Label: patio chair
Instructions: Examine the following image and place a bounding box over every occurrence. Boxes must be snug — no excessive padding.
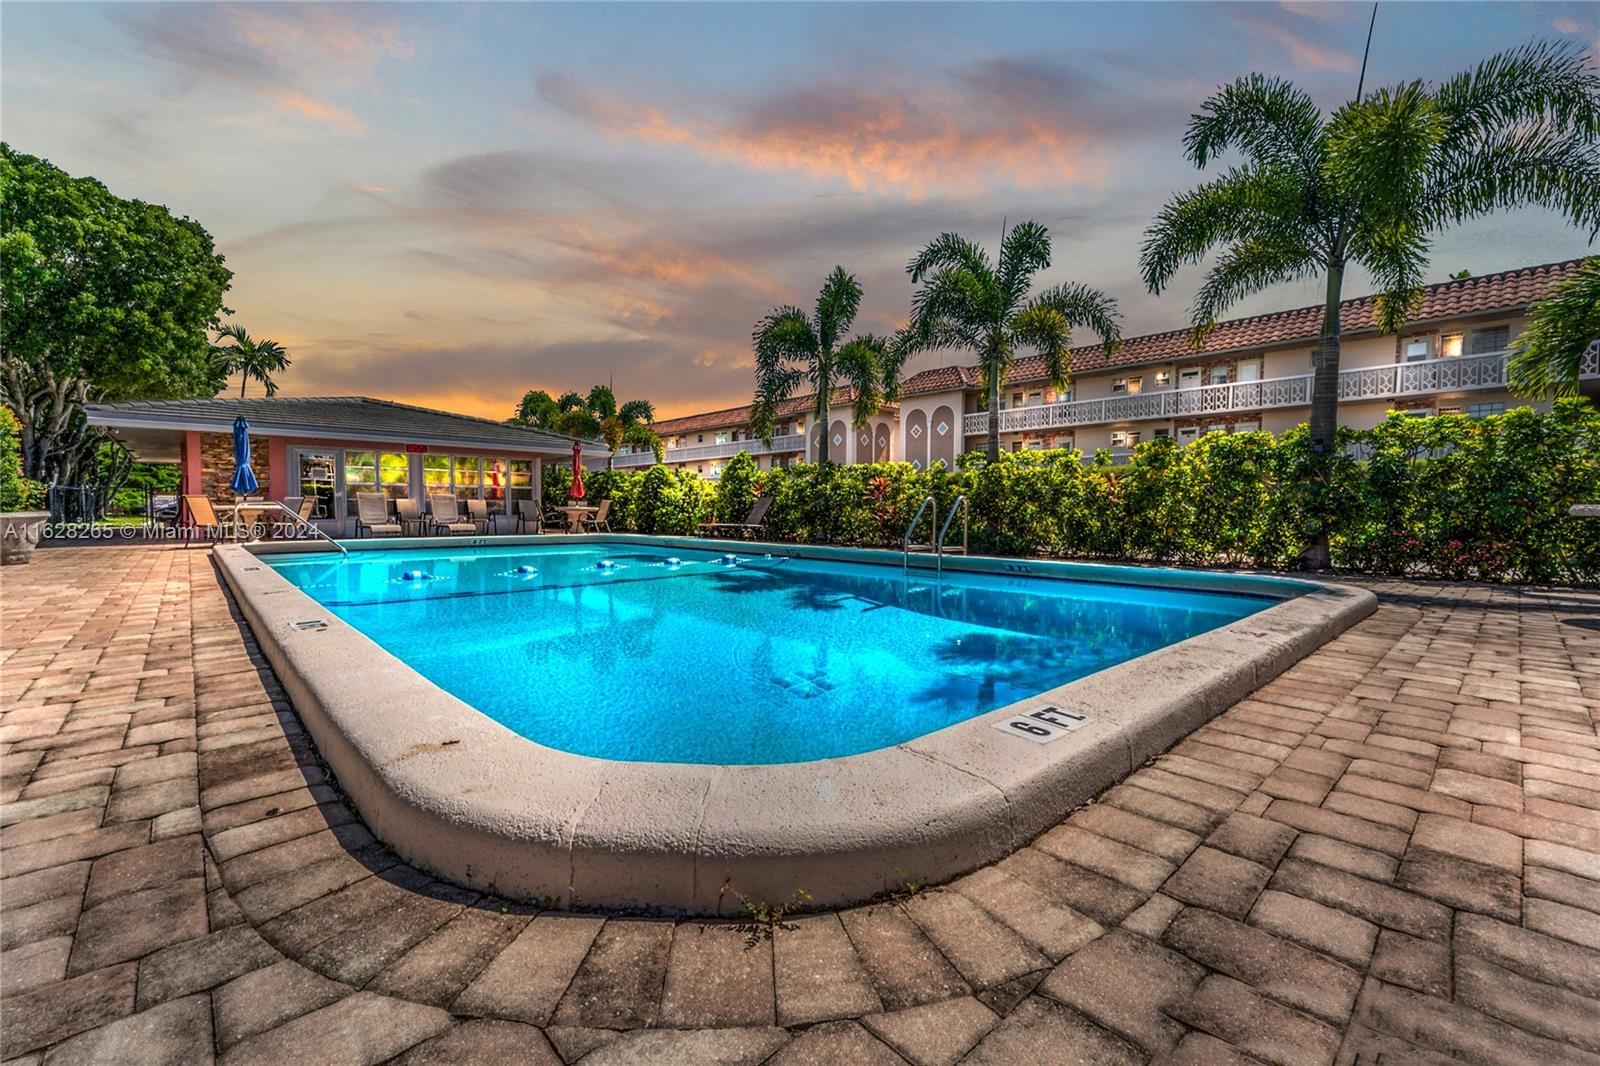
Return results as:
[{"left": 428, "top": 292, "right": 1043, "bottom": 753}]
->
[
  {"left": 395, "top": 498, "right": 426, "bottom": 536},
  {"left": 703, "top": 495, "right": 773, "bottom": 540},
  {"left": 466, "top": 498, "right": 493, "bottom": 535},
  {"left": 427, "top": 493, "right": 478, "bottom": 536},
  {"left": 545, "top": 504, "right": 572, "bottom": 533},
  {"left": 514, "top": 500, "right": 544, "bottom": 534},
  {"left": 355, "top": 492, "right": 402, "bottom": 537},
  {"left": 580, "top": 498, "right": 612, "bottom": 533},
  {"left": 182, "top": 494, "right": 235, "bottom": 545},
  {"left": 272, "top": 495, "right": 317, "bottom": 538}
]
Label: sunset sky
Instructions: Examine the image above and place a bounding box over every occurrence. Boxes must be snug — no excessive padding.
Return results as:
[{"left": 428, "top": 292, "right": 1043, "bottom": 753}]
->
[{"left": 4, "top": 2, "right": 1596, "bottom": 420}]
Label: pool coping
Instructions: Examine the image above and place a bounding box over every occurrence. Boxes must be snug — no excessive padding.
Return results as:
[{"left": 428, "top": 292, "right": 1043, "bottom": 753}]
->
[{"left": 215, "top": 535, "right": 1376, "bottom": 914}]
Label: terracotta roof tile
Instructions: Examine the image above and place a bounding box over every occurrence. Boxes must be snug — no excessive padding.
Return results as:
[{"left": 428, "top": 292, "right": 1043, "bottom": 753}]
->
[{"left": 930, "top": 258, "right": 1585, "bottom": 393}]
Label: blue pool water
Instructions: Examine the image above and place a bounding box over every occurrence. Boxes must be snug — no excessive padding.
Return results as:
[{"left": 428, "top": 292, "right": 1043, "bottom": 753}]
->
[{"left": 264, "top": 543, "right": 1276, "bottom": 764}]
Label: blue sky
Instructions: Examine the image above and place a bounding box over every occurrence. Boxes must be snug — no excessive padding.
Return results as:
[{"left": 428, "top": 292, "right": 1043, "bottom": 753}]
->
[{"left": 4, "top": 1, "right": 1596, "bottom": 418}]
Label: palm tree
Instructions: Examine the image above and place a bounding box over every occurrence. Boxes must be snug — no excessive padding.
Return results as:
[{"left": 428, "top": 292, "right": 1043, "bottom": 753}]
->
[
  {"left": 511, "top": 384, "right": 661, "bottom": 466},
  {"left": 211, "top": 325, "right": 291, "bottom": 398},
  {"left": 906, "top": 222, "right": 1122, "bottom": 463},
  {"left": 1141, "top": 42, "right": 1600, "bottom": 566},
  {"left": 1509, "top": 257, "right": 1600, "bottom": 398},
  {"left": 751, "top": 267, "right": 905, "bottom": 464}
]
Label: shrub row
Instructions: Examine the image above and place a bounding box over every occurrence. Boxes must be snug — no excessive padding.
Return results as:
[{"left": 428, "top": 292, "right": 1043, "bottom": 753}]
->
[{"left": 550, "top": 400, "right": 1600, "bottom": 584}]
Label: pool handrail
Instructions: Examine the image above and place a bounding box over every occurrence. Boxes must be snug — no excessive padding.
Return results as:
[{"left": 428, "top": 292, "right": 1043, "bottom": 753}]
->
[{"left": 903, "top": 496, "right": 937, "bottom": 571}]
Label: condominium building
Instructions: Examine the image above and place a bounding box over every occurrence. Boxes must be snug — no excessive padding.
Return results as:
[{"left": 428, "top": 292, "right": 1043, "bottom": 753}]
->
[{"left": 616, "top": 259, "right": 1597, "bottom": 478}]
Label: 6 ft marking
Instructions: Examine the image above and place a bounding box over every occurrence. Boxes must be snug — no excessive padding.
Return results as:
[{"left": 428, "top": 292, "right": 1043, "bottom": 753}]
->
[{"left": 993, "top": 706, "right": 1086, "bottom": 743}]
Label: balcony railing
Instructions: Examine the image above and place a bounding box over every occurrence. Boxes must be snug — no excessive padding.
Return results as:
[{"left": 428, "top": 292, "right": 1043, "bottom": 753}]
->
[
  {"left": 611, "top": 433, "right": 808, "bottom": 468},
  {"left": 962, "top": 348, "right": 1595, "bottom": 436}
]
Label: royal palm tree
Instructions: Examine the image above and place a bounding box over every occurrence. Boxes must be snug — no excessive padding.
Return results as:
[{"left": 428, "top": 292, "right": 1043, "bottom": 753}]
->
[
  {"left": 905, "top": 221, "right": 1122, "bottom": 463},
  {"left": 211, "top": 325, "right": 291, "bottom": 398},
  {"left": 1141, "top": 41, "right": 1600, "bottom": 566},
  {"left": 1509, "top": 257, "right": 1600, "bottom": 398},
  {"left": 751, "top": 267, "right": 905, "bottom": 464}
]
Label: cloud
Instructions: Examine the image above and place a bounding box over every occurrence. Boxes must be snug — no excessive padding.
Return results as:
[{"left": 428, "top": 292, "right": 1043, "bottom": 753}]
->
[
  {"left": 1231, "top": 6, "right": 1359, "bottom": 74},
  {"left": 536, "top": 55, "right": 1144, "bottom": 195},
  {"left": 113, "top": 4, "right": 412, "bottom": 135}
]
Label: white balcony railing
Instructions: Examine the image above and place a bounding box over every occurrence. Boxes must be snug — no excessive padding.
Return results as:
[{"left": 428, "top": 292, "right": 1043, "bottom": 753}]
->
[
  {"left": 611, "top": 433, "right": 808, "bottom": 468},
  {"left": 962, "top": 348, "right": 1595, "bottom": 437}
]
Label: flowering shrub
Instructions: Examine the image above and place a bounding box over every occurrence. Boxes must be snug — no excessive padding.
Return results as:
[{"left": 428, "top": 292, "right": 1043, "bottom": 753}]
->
[{"left": 565, "top": 401, "right": 1600, "bottom": 584}]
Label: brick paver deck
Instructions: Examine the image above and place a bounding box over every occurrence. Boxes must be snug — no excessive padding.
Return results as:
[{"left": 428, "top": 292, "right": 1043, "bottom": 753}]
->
[{"left": 3, "top": 544, "right": 1598, "bottom": 1065}]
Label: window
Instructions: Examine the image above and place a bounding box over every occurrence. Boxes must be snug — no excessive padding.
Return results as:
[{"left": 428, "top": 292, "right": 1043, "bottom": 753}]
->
[
  {"left": 483, "top": 458, "right": 508, "bottom": 507},
  {"left": 1404, "top": 338, "right": 1431, "bottom": 361},
  {"left": 1153, "top": 370, "right": 1170, "bottom": 388},
  {"left": 1238, "top": 362, "right": 1261, "bottom": 383},
  {"left": 1468, "top": 402, "right": 1505, "bottom": 418},
  {"left": 452, "top": 456, "right": 481, "bottom": 502},
  {"left": 297, "top": 451, "right": 336, "bottom": 519},
  {"left": 1110, "top": 430, "right": 1141, "bottom": 448},
  {"left": 1111, "top": 377, "right": 1136, "bottom": 394},
  {"left": 1179, "top": 368, "right": 1201, "bottom": 389},
  {"left": 508, "top": 460, "right": 535, "bottom": 511},
  {"left": 714, "top": 432, "right": 728, "bottom": 445},
  {"left": 1440, "top": 333, "right": 1464, "bottom": 358},
  {"left": 1207, "top": 365, "right": 1229, "bottom": 385},
  {"left": 1470, "top": 326, "right": 1510, "bottom": 354},
  {"left": 1177, "top": 427, "right": 1199, "bottom": 444},
  {"left": 1206, "top": 423, "right": 1225, "bottom": 435},
  {"left": 343, "top": 451, "right": 376, "bottom": 516},
  {"left": 1153, "top": 427, "right": 1170, "bottom": 439},
  {"left": 1401, "top": 408, "right": 1433, "bottom": 418},
  {"left": 1234, "top": 421, "right": 1259, "bottom": 434},
  {"left": 378, "top": 453, "right": 409, "bottom": 502},
  {"left": 709, "top": 463, "right": 724, "bottom": 479},
  {"left": 422, "top": 455, "right": 451, "bottom": 496}
]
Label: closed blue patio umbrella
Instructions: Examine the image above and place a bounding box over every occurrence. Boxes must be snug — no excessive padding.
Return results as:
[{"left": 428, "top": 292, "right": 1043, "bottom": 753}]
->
[{"left": 229, "top": 416, "right": 259, "bottom": 495}]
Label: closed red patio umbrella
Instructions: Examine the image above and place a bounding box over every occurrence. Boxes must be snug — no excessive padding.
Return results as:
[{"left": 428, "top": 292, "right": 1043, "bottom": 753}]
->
[{"left": 569, "top": 441, "right": 587, "bottom": 500}]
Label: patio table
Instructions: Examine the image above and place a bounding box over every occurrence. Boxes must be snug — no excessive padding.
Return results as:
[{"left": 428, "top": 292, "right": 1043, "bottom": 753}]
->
[
  {"left": 229, "top": 502, "right": 278, "bottom": 541},
  {"left": 558, "top": 505, "right": 597, "bottom": 533}
]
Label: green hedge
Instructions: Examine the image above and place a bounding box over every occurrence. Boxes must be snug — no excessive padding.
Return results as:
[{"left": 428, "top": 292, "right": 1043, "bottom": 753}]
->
[
  {"left": 568, "top": 401, "right": 1600, "bottom": 583},
  {"left": 0, "top": 407, "right": 47, "bottom": 512}
]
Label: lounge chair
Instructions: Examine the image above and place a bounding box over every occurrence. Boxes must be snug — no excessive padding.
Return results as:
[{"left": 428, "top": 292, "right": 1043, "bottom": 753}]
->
[
  {"left": 703, "top": 495, "right": 773, "bottom": 539},
  {"left": 355, "top": 492, "right": 402, "bottom": 537},
  {"left": 466, "top": 498, "right": 493, "bottom": 535},
  {"left": 395, "top": 498, "right": 426, "bottom": 536},
  {"left": 580, "top": 499, "right": 612, "bottom": 533},
  {"left": 182, "top": 494, "right": 236, "bottom": 545},
  {"left": 427, "top": 494, "right": 478, "bottom": 535},
  {"left": 272, "top": 495, "right": 317, "bottom": 538},
  {"left": 514, "top": 500, "right": 544, "bottom": 534}
]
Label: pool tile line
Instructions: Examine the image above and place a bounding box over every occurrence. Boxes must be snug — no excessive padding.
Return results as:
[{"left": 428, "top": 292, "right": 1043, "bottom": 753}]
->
[{"left": 2, "top": 545, "right": 1599, "bottom": 1064}]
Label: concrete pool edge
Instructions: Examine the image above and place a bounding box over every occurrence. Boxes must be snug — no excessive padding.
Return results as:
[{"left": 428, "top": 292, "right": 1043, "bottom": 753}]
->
[{"left": 214, "top": 537, "right": 1376, "bottom": 914}]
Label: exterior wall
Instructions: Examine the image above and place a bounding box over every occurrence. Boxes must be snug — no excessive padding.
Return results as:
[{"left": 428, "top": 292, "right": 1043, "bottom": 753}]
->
[
  {"left": 631, "top": 308, "right": 1586, "bottom": 477},
  {"left": 198, "top": 432, "right": 273, "bottom": 502}
]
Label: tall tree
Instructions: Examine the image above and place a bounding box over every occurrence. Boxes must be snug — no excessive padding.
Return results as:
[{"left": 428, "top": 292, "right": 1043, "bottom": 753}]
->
[
  {"left": 1141, "top": 42, "right": 1600, "bottom": 566},
  {"left": 0, "top": 144, "right": 233, "bottom": 484},
  {"left": 905, "top": 222, "right": 1122, "bottom": 463},
  {"left": 511, "top": 384, "right": 660, "bottom": 466},
  {"left": 210, "top": 324, "right": 291, "bottom": 398},
  {"left": 1508, "top": 257, "right": 1600, "bottom": 398},
  {"left": 750, "top": 266, "right": 905, "bottom": 464}
]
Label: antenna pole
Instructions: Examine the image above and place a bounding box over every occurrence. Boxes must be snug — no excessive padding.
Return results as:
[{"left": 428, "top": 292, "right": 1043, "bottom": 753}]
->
[{"left": 1355, "top": 3, "right": 1378, "bottom": 103}]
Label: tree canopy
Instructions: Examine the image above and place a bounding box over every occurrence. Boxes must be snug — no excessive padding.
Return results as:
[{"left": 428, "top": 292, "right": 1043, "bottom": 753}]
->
[
  {"left": 750, "top": 266, "right": 906, "bottom": 464},
  {"left": 1140, "top": 40, "right": 1600, "bottom": 566},
  {"left": 906, "top": 222, "right": 1121, "bottom": 463},
  {"left": 1508, "top": 257, "right": 1600, "bottom": 399},
  {"left": 0, "top": 143, "right": 233, "bottom": 483}
]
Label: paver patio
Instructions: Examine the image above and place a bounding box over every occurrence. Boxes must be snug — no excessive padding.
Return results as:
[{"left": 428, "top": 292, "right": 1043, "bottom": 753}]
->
[{"left": 3, "top": 543, "right": 1598, "bottom": 1065}]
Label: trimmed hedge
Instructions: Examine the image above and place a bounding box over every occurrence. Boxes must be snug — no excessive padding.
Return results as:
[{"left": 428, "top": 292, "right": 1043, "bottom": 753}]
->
[{"left": 565, "top": 401, "right": 1600, "bottom": 584}]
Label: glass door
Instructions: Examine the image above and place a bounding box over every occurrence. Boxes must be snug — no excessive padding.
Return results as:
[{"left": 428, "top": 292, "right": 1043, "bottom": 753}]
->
[{"left": 294, "top": 451, "right": 338, "bottom": 520}]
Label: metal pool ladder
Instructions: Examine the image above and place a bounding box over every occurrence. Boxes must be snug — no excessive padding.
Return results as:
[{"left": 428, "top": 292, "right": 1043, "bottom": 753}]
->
[
  {"left": 903, "top": 496, "right": 937, "bottom": 571},
  {"left": 935, "top": 495, "right": 969, "bottom": 577},
  {"left": 249, "top": 501, "right": 349, "bottom": 559}
]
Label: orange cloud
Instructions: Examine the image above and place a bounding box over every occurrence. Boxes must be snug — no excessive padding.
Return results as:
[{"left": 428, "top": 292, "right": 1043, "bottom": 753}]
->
[
  {"left": 541, "top": 75, "right": 1104, "bottom": 195},
  {"left": 1243, "top": 15, "right": 1358, "bottom": 73},
  {"left": 272, "top": 91, "right": 364, "bottom": 135}
]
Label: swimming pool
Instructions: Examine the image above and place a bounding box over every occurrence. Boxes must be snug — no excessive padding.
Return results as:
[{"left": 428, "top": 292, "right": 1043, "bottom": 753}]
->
[{"left": 264, "top": 541, "right": 1275, "bottom": 764}]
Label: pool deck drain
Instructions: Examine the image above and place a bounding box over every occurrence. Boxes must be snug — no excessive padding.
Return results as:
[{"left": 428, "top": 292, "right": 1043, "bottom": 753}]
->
[{"left": 2, "top": 544, "right": 1598, "bottom": 1064}]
